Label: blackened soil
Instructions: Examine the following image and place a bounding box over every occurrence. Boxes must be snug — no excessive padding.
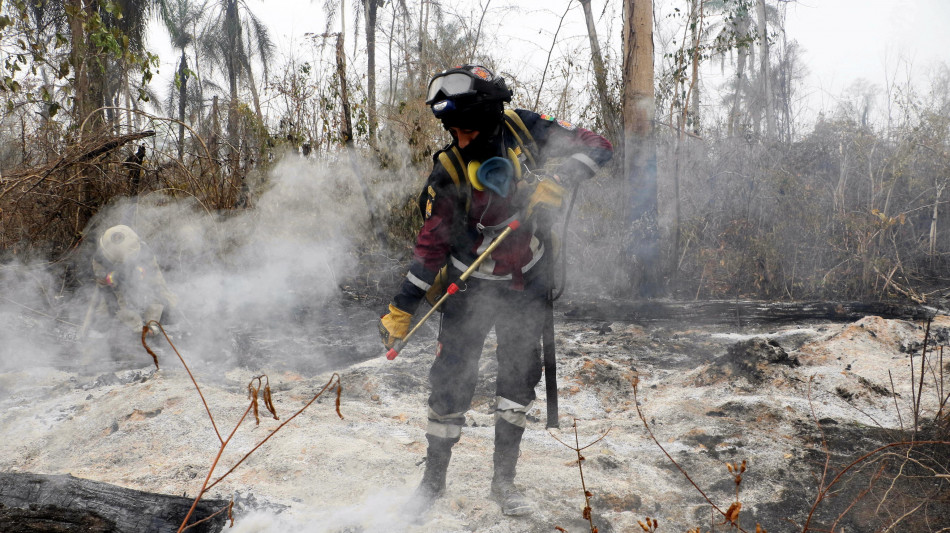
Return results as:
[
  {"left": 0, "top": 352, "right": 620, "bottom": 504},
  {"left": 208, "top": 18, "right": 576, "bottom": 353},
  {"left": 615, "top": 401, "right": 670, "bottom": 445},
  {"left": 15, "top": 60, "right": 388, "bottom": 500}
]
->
[{"left": 0, "top": 503, "right": 117, "bottom": 533}]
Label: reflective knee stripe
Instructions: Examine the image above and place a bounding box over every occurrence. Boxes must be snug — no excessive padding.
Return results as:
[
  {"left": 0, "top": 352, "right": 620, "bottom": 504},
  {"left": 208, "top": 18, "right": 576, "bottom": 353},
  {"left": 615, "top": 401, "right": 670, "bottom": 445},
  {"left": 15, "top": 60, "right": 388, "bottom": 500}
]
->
[
  {"left": 427, "top": 407, "right": 465, "bottom": 439},
  {"left": 427, "top": 420, "right": 462, "bottom": 439},
  {"left": 495, "top": 396, "right": 532, "bottom": 428}
]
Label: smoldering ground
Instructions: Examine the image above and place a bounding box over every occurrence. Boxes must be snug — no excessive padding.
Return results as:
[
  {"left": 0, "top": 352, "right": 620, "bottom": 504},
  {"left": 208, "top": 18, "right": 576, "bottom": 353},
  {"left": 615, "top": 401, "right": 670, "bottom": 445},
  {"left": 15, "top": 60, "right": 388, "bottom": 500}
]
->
[
  {"left": 3, "top": 150, "right": 949, "bottom": 532},
  {"left": 5, "top": 300, "right": 949, "bottom": 532},
  {"left": 0, "top": 150, "right": 408, "bottom": 374}
]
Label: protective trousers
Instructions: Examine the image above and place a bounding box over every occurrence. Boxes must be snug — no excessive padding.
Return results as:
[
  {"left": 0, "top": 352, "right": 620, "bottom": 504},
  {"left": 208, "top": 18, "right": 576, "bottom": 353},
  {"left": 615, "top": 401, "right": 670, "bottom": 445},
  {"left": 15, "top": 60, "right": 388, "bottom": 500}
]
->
[{"left": 425, "top": 268, "right": 547, "bottom": 443}]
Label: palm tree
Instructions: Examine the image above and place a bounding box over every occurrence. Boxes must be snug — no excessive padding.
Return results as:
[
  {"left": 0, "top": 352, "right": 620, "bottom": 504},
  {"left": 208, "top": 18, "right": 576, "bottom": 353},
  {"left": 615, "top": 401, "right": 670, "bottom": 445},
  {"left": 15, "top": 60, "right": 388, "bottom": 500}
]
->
[
  {"left": 200, "top": 0, "right": 274, "bottom": 201},
  {"left": 201, "top": 0, "right": 273, "bottom": 123},
  {"left": 707, "top": 0, "right": 781, "bottom": 138},
  {"left": 157, "top": 0, "right": 207, "bottom": 158},
  {"left": 363, "top": 0, "right": 381, "bottom": 147}
]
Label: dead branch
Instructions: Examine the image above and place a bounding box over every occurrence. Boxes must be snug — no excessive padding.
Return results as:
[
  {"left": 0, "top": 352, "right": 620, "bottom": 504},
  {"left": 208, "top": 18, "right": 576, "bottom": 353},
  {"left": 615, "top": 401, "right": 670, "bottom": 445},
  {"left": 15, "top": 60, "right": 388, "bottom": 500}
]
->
[
  {"left": 140, "top": 322, "right": 345, "bottom": 533},
  {"left": 800, "top": 440, "right": 950, "bottom": 531},
  {"left": 631, "top": 375, "right": 750, "bottom": 533},
  {"left": 549, "top": 418, "right": 610, "bottom": 533},
  {"left": 1, "top": 130, "right": 156, "bottom": 200},
  {"left": 143, "top": 320, "right": 223, "bottom": 442}
]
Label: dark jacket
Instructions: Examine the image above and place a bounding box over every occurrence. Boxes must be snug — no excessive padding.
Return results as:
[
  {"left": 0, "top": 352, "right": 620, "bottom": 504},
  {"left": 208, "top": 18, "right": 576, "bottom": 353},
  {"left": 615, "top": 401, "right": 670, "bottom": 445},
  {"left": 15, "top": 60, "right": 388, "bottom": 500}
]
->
[{"left": 393, "top": 109, "right": 613, "bottom": 314}]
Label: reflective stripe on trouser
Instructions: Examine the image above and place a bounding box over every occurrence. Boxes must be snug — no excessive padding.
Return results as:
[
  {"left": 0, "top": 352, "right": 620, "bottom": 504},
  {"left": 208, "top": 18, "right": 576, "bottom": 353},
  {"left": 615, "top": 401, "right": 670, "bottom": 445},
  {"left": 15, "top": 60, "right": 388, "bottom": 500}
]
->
[
  {"left": 426, "top": 268, "right": 548, "bottom": 439},
  {"left": 426, "top": 407, "right": 465, "bottom": 440},
  {"left": 495, "top": 396, "right": 532, "bottom": 429}
]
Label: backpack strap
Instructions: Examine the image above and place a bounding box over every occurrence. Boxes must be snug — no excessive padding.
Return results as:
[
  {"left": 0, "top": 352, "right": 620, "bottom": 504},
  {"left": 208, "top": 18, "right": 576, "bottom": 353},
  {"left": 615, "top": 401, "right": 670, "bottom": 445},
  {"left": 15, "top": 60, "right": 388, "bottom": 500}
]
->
[
  {"left": 435, "top": 114, "right": 537, "bottom": 214},
  {"left": 437, "top": 146, "right": 471, "bottom": 212},
  {"left": 503, "top": 109, "right": 538, "bottom": 168}
]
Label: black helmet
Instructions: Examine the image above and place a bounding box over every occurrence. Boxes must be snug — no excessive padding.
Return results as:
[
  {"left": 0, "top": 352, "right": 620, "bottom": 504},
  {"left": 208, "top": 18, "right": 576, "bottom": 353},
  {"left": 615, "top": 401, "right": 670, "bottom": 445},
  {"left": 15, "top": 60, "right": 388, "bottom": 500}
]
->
[{"left": 426, "top": 65, "right": 513, "bottom": 131}]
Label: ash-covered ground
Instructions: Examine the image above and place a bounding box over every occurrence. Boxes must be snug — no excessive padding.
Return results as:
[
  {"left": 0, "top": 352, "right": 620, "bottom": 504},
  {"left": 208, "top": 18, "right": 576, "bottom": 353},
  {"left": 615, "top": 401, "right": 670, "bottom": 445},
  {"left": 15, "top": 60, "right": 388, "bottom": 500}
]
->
[
  {"left": 2, "top": 157, "right": 947, "bottom": 532},
  {"left": 2, "top": 292, "right": 948, "bottom": 533}
]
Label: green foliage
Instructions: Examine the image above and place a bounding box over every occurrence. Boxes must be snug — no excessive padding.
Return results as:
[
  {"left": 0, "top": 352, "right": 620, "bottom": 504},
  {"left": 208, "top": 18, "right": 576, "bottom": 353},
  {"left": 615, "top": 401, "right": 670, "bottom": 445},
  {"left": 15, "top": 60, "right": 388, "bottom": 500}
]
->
[{"left": 0, "top": 0, "right": 157, "bottom": 126}]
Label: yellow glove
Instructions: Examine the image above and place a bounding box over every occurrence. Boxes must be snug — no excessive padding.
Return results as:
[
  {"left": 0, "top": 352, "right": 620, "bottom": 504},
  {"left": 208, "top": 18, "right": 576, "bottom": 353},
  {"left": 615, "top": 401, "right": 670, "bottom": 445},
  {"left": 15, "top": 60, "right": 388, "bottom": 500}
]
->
[
  {"left": 526, "top": 178, "right": 566, "bottom": 218},
  {"left": 378, "top": 304, "right": 411, "bottom": 349}
]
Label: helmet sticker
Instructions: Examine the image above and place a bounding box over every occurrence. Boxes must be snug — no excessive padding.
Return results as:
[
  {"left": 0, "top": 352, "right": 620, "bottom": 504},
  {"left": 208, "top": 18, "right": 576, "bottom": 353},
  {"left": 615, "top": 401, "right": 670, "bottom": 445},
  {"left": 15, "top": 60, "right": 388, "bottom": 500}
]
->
[
  {"left": 433, "top": 100, "right": 450, "bottom": 112},
  {"left": 470, "top": 66, "right": 492, "bottom": 80},
  {"left": 540, "top": 114, "right": 555, "bottom": 121}
]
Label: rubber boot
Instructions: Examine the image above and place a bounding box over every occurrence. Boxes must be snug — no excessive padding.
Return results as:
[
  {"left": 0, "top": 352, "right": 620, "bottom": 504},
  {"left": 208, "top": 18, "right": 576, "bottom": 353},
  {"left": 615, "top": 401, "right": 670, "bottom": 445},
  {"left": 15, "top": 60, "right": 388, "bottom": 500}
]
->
[
  {"left": 404, "top": 434, "right": 457, "bottom": 519},
  {"left": 490, "top": 419, "right": 532, "bottom": 516}
]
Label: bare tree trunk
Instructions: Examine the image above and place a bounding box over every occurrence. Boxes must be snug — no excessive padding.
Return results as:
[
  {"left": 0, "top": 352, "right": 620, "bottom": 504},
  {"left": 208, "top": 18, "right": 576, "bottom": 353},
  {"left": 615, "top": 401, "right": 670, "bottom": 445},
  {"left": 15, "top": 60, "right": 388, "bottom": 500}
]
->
[
  {"left": 177, "top": 51, "right": 188, "bottom": 160},
  {"left": 622, "top": 0, "right": 659, "bottom": 297},
  {"left": 835, "top": 143, "right": 849, "bottom": 216},
  {"left": 757, "top": 0, "right": 774, "bottom": 140},
  {"left": 247, "top": 67, "right": 263, "bottom": 124},
  {"left": 210, "top": 95, "right": 223, "bottom": 203},
  {"left": 336, "top": 33, "right": 354, "bottom": 145},
  {"left": 123, "top": 71, "right": 135, "bottom": 130},
  {"left": 727, "top": 9, "right": 751, "bottom": 137},
  {"left": 224, "top": 0, "right": 245, "bottom": 206},
  {"left": 688, "top": 0, "right": 703, "bottom": 133},
  {"left": 365, "top": 0, "right": 379, "bottom": 147},
  {"left": 67, "top": 0, "right": 92, "bottom": 129},
  {"left": 729, "top": 51, "right": 747, "bottom": 137},
  {"left": 579, "top": 0, "right": 619, "bottom": 145},
  {"left": 66, "top": 0, "right": 105, "bottom": 234},
  {"left": 930, "top": 182, "right": 945, "bottom": 261},
  {"left": 386, "top": 1, "right": 396, "bottom": 108}
]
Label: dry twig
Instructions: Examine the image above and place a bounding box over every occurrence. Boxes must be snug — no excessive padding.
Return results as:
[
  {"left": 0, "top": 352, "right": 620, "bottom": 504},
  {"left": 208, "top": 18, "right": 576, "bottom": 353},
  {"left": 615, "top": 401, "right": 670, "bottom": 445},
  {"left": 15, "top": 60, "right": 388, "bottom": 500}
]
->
[
  {"left": 139, "top": 320, "right": 343, "bottom": 532},
  {"left": 549, "top": 418, "right": 611, "bottom": 533}
]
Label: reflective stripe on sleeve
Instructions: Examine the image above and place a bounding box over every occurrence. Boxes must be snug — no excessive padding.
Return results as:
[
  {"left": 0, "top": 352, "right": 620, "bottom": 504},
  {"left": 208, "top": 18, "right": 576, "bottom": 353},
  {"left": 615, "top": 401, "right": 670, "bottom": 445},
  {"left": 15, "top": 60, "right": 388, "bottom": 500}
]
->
[
  {"left": 570, "top": 152, "right": 599, "bottom": 174},
  {"left": 406, "top": 271, "right": 432, "bottom": 291}
]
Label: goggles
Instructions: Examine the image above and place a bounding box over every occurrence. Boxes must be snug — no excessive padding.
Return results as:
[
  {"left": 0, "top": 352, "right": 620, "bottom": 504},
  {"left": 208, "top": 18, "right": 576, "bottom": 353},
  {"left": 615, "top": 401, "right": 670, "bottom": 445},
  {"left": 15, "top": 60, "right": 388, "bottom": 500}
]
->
[{"left": 426, "top": 71, "right": 480, "bottom": 105}]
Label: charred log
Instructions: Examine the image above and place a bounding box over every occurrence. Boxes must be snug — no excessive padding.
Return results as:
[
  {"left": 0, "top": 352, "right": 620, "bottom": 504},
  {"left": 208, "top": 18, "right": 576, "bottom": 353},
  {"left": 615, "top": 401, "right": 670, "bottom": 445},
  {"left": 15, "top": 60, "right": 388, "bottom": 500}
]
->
[
  {"left": 562, "top": 299, "right": 939, "bottom": 325},
  {"left": 0, "top": 473, "right": 227, "bottom": 533}
]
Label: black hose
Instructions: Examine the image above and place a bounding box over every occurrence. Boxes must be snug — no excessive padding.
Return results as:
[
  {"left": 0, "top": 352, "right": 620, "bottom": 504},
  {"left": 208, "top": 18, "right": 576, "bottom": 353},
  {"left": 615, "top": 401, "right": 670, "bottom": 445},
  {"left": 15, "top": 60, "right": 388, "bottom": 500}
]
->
[{"left": 551, "top": 182, "right": 580, "bottom": 302}]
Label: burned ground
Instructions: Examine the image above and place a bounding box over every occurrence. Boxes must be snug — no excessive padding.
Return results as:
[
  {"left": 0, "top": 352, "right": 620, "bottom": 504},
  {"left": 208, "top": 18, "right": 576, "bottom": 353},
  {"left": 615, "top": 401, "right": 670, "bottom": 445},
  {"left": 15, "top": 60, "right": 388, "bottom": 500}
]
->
[{"left": 1, "top": 294, "right": 949, "bottom": 532}]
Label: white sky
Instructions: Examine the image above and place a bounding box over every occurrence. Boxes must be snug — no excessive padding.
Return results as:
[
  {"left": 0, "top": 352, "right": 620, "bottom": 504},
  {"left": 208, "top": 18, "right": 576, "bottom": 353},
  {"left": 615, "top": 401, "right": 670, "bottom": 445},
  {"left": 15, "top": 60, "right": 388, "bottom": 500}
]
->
[
  {"left": 146, "top": 0, "right": 950, "bottom": 121},
  {"left": 784, "top": 0, "right": 950, "bottom": 112}
]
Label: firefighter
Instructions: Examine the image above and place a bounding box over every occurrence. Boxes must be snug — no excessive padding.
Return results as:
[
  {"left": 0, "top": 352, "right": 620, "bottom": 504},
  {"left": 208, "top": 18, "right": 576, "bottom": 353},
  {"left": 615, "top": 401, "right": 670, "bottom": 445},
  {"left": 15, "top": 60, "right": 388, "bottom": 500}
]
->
[
  {"left": 91, "top": 225, "right": 178, "bottom": 341},
  {"left": 378, "top": 64, "right": 613, "bottom": 518}
]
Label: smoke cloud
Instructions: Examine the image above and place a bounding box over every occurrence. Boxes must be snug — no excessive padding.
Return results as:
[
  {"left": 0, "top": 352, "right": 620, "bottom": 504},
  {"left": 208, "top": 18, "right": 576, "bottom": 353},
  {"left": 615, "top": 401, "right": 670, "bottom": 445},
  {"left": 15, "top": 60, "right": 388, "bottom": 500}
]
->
[{"left": 0, "top": 151, "right": 400, "bottom": 375}]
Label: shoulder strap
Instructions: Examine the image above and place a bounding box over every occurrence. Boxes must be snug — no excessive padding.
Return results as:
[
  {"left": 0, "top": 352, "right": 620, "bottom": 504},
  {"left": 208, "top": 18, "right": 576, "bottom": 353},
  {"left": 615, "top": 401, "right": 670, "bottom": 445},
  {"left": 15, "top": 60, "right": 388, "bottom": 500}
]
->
[
  {"left": 436, "top": 146, "right": 471, "bottom": 212},
  {"left": 503, "top": 110, "right": 538, "bottom": 168}
]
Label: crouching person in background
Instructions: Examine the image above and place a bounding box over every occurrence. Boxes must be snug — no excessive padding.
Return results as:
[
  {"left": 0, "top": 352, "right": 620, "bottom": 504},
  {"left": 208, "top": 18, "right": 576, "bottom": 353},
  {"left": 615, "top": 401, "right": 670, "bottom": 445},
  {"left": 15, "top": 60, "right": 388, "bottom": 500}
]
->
[{"left": 90, "top": 224, "right": 178, "bottom": 352}]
